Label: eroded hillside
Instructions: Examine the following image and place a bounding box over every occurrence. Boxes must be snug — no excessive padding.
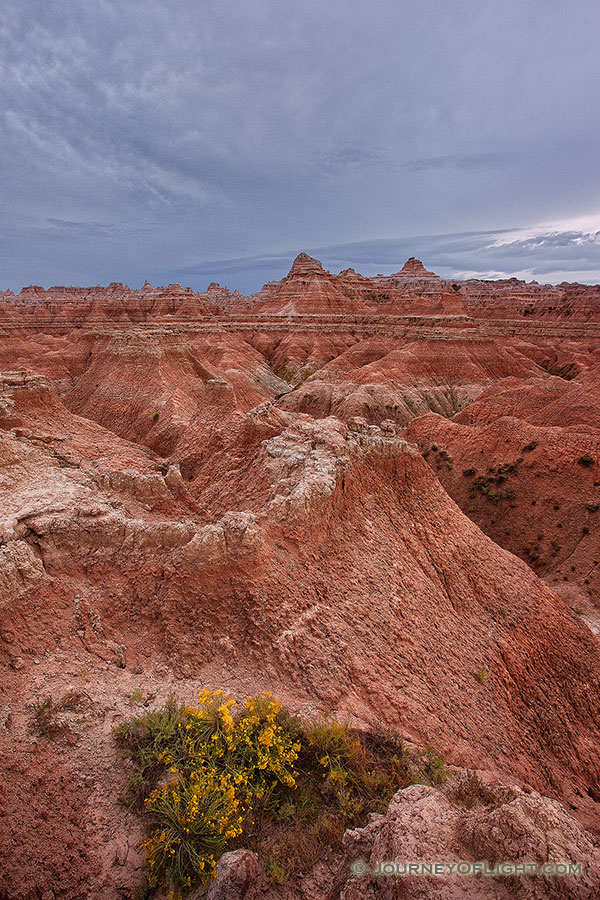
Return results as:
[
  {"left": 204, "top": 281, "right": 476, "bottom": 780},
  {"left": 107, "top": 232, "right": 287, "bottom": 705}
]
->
[{"left": 1, "top": 256, "right": 600, "bottom": 899}]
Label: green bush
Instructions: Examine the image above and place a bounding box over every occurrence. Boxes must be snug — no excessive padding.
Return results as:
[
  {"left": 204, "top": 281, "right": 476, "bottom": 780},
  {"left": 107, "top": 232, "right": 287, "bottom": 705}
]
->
[
  {"left": 468, "top": 460, "right": 520, "bottom": 504},
  {"left": 142, "top": 770, "right": 243, "bottom": 893}
]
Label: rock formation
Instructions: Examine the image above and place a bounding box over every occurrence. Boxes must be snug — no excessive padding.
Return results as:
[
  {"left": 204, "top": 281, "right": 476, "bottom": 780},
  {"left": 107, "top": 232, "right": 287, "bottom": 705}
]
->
[{"left": 1, "top": 255, "right": 600, "bottom": 898}]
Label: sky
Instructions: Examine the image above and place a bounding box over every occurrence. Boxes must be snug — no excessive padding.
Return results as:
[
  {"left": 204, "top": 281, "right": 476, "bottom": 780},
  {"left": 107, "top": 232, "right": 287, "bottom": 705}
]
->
[{"left": 1, "top": 0, "right": 599, "bottom": 293}]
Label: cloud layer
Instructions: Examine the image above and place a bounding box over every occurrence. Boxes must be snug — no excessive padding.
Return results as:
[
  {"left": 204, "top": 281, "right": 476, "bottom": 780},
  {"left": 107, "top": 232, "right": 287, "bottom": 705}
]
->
[
  {"left": 175, "top": 217, "right": 600, "bottom": 294},
  {"left": 1, "top": 1, "right": 599, "bottom": 291}
]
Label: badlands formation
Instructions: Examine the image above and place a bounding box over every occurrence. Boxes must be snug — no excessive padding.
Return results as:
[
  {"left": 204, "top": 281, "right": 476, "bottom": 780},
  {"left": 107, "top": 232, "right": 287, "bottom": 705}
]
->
[{"left": 1, "top": 254, "right": 600, "bottom": 898}]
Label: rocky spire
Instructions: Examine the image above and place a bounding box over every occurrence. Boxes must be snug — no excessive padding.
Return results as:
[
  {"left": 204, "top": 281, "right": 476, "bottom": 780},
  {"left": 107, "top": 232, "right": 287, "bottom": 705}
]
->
[
  {"left": 398, "top": 257, "right": 437, "bottom": 276},
  {"left": 286, "top": 253, "right": 328, "bottom": 278}
]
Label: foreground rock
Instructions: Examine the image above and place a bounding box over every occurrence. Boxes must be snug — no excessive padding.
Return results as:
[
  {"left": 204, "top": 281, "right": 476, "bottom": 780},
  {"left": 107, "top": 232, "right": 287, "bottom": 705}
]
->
[
  {"left": 336, "top": 778, "right": 600, "bottom": 900},
  {"left": 205, "top": 850, "right": 259, "bottom": 900}
]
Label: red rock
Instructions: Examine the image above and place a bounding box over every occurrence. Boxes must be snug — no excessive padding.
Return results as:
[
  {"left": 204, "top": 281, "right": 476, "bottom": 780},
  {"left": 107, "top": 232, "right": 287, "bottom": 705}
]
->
[
  {"left": 1, "top": 256, "right": 600, "bottom": 898},
  {"left": 393, "top": 256, "right": 439, "bottom": 277}
]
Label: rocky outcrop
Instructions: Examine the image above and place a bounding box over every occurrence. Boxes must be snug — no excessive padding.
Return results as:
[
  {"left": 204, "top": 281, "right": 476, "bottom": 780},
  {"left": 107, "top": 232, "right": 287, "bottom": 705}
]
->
[
  {"left": 337, "top": 779, "right": 600, "bottom": 900},
  {"left": 249, "top": 253, "right": 367, "bottom": 315}
]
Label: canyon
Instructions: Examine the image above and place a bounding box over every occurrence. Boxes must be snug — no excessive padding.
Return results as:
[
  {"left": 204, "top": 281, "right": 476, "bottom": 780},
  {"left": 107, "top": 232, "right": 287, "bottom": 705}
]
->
[{"left": 1, "top": 254, "right": 600, "bottom": 899}]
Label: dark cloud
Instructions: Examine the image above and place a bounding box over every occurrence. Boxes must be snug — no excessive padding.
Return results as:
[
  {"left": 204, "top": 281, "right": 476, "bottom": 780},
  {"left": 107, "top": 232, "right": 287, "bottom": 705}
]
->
[{"left": 1, "top": 0, "right": 599, "bottom": 291}]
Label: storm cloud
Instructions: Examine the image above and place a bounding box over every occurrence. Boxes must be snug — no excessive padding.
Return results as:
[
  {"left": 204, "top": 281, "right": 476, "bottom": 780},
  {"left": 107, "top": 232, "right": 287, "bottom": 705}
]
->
[{"left": 1, "top": 0, "right": 599, "bottom": 292}]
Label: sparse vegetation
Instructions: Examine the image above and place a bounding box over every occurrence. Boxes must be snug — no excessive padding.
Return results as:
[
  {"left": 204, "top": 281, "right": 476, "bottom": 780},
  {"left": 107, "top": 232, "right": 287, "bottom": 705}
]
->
[
  {"left": 522, "top": 440, "right": 538, "bottom": 453},
  {"left": 467, "top": 461, "right": 520, "bottom": 504},
  {"left": 29, "top": 691, "right": 88, "bottom": 739},
  {"left": 475, "top": 668, "right": 488, "bottom": 684},
  {"left": 524, "top": 545, "right": 541, "bottom": 563},
  {"left": 115, "top": 691, "right": 446, "bottom": 898},
  {"left": 428, "top": 445, "right": 452, "bottom": 470},
  {"left": 151, "top": 409, "right": 159, "bottom": 421},
  {"left": 447, "top": 770, "right": 498, "bottom": 809}
]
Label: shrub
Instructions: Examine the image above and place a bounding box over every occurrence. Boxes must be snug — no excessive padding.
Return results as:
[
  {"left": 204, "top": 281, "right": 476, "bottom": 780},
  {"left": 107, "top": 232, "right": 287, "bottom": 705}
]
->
[
  {"left": 522, "top": 440, "right": 538, "bottom": 453},
  {"left": 579, "top": 454, "right": 594, "bottom": 468},
  {"left": 462, "top": 467, "right": 476, "bottom": 477},
  {"left": 114, "top": 696, "right": 185, "bottom": 808},
  {"left": 142, "top": 770, "right": 243, "bottom": 893},
  {"left": 468, "top": 460, "right": 520, "bottom": 504},
  {"left": 303, "top": 718, "right": 362, "bottom": 777},
  {"left": 151, "top": 410, "right": 159, "bottom": 421},
  {"left": 475, "top": 668, "right": 488, "bottom": 684},
  {"left": 116, "top": 692, "right": 445, "bottom": 897},
  {"left": 122, "top": 691, "right": 300, "bottom": 896}
]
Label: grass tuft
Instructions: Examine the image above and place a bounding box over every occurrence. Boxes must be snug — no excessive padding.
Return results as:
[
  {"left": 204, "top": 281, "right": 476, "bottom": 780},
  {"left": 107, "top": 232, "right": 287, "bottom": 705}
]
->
[{"left": 29, "top": 691, "right": 89, "bottom": 740}]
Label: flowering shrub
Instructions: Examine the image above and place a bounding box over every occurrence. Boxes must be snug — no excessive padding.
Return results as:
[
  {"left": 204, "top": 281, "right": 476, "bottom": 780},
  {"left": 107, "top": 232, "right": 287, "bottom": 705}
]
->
[
  {"left": 123, "top": 691, "right": 300, "bottom": 897},
  {"left": 303, "top": 718, "right": 362, "bottom": 784},
  {"left": 116, "top": 691, "right": 444, "bottom": 897},
  {"left": 142, "top": 769, "right": 243, "bottom": 894},
  {"left": 175, "top": 690, "right": 300, "bottom": 799}
]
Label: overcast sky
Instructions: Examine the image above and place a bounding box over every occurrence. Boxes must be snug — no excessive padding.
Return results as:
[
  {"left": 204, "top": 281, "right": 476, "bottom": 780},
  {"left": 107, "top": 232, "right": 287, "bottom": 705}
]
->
[{"left": 1, "top": 0, "right": 599, "bottom": 293}]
